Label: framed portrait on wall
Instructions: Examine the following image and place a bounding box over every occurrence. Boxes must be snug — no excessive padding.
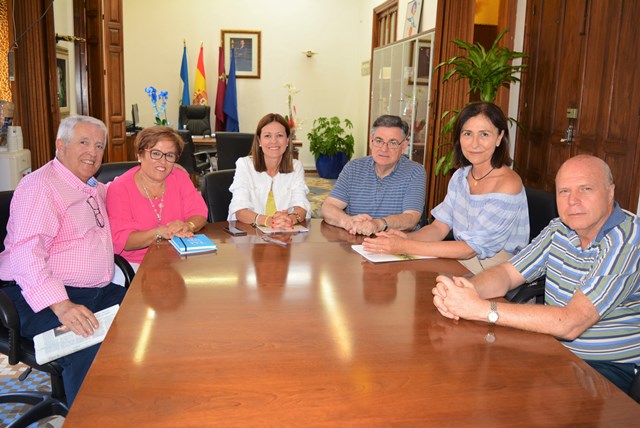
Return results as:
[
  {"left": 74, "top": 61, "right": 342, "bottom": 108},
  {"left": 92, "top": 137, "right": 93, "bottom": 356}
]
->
[
  {"left": 221, "top": 30, "right": 261, "bottom": 78},
  {"left": 56, "top": 46, "right": 70, "bottom": 116}
]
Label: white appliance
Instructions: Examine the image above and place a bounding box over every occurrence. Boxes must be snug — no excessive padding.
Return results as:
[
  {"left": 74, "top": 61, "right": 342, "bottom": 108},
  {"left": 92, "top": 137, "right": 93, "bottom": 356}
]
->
[{"left": 0, "top": 149, "right": 31, "bottom": 191}]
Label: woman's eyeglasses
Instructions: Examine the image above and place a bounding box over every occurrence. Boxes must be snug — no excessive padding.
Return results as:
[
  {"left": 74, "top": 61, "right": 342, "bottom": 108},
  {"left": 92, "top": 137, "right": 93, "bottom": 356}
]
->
[
  {"left": 86, "top": 196, "right": 105, "bottom": 228},
  {"left": 146, "top": 149, "right": 178, "bottom": 163}
]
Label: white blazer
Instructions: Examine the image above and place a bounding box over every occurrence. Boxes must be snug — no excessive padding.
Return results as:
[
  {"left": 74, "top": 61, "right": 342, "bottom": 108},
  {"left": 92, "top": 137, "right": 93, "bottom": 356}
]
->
[{"left": 227, "top": 156, "right": 311, "bottom": 221}]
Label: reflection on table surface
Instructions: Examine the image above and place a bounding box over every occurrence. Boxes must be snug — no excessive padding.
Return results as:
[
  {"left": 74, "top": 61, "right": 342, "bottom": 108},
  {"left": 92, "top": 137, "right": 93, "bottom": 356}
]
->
[{"left": 64, "top": 220, "right": 640, "bottom": 426}]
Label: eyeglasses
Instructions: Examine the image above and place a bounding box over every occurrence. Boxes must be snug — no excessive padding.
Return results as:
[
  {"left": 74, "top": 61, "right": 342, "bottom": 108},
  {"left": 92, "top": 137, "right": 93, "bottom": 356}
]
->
[
  {"left": 372, "top": 137, "right": 404, "bottom": 149},
  {"left": 86, "top": 196, "right": 105, "bottom": 228},
  {"left": 146, "top": 149, "right": 178, "bottom": 163}
]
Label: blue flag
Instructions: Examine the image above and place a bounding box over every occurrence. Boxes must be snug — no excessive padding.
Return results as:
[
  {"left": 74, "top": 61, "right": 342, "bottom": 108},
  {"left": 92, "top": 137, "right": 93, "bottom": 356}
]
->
[
  {"left": 223, "top": 48, "right": 239, "bottom": 132},
  {"left": 180, "top": 45, "right": 190, "bottom": 106}
]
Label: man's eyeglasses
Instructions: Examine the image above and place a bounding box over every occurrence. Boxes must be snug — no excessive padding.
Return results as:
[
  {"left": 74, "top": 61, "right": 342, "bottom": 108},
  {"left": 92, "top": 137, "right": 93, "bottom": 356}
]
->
[
  {"left": 86, "top": 196, "right": 105, "bottom": 228},
  {"left": 372, "top": 137, "right": 403, "bottom": 149},
  {"left": 146, "top": 149, "right": 178, "bottom": 163}
]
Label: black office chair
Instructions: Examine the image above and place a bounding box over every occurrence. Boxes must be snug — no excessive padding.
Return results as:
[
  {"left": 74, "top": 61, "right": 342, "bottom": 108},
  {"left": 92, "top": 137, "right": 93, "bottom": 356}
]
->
[
  {"left": 505, "top": 187, "right": 558, "bottom": 304},
  {"left": 630, "top": 371, "right": 640, "bottom": 403},
  {"left": 201, "top": 169, "right": 236, "bottom": 222},
  {"left": 94, "top": 161, "right": 139, "bottom": 184},
  {"left": 176, "top": 130, "right": 214, "bottom": 177},
  {"left": 178, "top": 105, "right": 212, "bottom": 136},
  {"left": 215, "top": 132, "right": 254, "bottom": 171},
  {"left": 0, "top": 190, "right": 134, "bottom": 427}
]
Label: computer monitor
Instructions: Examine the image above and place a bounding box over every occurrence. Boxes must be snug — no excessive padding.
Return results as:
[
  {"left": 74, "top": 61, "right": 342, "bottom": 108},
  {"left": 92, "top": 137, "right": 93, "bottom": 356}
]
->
[{"left": 131, "top": 103, "right": 140, "bottom": 128}]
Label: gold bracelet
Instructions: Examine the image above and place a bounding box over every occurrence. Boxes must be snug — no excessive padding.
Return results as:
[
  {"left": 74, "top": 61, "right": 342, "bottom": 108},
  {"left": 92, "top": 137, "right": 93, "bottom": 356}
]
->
[{"left": 187, "top": 221, "right": 197, "bottom": 232}]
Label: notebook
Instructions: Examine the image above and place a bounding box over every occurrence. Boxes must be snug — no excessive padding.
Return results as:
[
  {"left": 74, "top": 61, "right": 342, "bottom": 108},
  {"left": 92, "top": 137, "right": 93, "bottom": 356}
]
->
[{"left": 169, "top": 234, "right": 218, "bottom": 255}]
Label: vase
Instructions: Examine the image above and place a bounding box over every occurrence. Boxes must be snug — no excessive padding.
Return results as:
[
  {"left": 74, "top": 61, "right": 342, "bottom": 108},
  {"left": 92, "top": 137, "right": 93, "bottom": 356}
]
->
[{"left": 315, "top": 152, "right": 349, "bottom": 179}]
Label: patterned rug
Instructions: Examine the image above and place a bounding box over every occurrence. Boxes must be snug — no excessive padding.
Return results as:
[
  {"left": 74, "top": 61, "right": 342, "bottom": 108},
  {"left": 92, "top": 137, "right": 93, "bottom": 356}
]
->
[
  {"left": 0, "top": 355, "right": 63, "bottom": 427},
  {"left": 305, "top": 174, "right": 335, "bottom": 218}
]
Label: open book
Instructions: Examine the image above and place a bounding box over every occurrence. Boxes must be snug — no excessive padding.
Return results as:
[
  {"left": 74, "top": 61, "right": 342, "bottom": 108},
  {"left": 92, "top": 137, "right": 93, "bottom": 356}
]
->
[
  {"left": 169, "top": 234, "right": 217, "bottom": 255},
  {"left": 257, "top": 224, "right": 309, "bottom": 234},
  {"left": 34, "top": 304, "right": 120, "bottom": 365},
  {"left": 351, "top": 244, "right": 434, "bottom": 263}
]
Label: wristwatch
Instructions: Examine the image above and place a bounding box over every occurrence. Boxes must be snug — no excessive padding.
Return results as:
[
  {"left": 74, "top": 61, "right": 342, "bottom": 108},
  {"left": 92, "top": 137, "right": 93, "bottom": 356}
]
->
[
  {"left": 487, "top": 301, "right": 499, "bottom": 325},
  {"left": 380, "top": 218, "right": 389, "bottom": 232}
]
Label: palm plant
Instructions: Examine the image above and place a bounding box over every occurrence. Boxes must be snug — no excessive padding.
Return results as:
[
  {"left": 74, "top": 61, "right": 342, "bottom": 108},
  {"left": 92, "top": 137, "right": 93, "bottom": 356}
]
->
[{"left": 435, "top": 29, "right": 527, "bottom": 175}]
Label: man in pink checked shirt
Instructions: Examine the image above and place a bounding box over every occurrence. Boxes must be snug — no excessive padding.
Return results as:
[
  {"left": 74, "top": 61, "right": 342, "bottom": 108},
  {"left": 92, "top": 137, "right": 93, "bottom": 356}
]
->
[{"left": 0, "top": 115, "right": 127, "bottom": 407}]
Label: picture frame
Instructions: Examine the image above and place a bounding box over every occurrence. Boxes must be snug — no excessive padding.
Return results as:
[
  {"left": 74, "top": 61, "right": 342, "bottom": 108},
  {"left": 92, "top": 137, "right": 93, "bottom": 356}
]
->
[
  {"left": 403, "top": 0, "right": 423, "bottom": 38},
  {"left": 409, "top": 40, "right": 431, "bottom": 86},
  {"left": 55, "top": 46, "right": 70, "bottom": 116},
  {"left": 221, "top": 30, "right": 261, "bottom": 79}
]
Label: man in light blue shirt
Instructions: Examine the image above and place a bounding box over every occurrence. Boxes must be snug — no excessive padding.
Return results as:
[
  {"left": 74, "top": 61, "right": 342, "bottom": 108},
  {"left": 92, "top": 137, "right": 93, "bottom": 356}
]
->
[
  {"left": 433, "top": 155, "right": 640, "bottom": 396},
  {"left": 321, "top": 115, "right": 426, "bottom": 236}
]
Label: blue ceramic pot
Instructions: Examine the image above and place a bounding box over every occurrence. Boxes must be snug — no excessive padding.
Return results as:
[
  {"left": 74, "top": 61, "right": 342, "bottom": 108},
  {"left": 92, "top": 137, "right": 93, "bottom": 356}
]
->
[{"left": 315, "top": 152, "right": 349, "bottom": 179}]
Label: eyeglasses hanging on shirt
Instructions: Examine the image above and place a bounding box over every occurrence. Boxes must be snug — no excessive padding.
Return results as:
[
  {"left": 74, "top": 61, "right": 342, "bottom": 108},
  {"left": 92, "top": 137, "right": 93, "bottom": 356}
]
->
[{"left": 86, "top": 196, "right": 105, "bottom": 228}]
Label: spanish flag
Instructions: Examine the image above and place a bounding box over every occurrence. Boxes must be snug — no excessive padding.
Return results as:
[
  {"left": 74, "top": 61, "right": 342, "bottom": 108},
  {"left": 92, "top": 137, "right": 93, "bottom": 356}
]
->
[{"left": 192, "top": 44, "right": 208, "bottom": 105}]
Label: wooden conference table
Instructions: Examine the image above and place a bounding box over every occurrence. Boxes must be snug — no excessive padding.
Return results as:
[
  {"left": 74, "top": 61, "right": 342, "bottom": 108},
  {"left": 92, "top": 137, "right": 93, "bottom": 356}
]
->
[{"left": 65, "top": 220, "right": 640, "bottom": 426}]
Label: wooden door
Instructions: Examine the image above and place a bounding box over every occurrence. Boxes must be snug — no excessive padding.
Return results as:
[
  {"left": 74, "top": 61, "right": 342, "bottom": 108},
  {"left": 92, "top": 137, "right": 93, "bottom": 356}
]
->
[
  {"left": 103, "top": 0, "right": 126, "bottom": 162},
  {"left": 515, "top": 0, "right": 640, "bottom": 211}
]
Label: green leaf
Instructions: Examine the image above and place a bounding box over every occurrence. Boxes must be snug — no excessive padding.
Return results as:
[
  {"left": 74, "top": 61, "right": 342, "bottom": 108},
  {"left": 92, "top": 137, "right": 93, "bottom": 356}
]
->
[
  {"left": 434, "top": 28, "right": 527, "bottom": 176},
  {"left": 307, "top": 116, "right": 355, "bottom": 159}
]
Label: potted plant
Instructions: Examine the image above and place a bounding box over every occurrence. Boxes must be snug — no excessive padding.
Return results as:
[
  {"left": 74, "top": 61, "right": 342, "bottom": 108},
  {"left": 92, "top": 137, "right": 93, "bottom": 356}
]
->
[
  {"left": 435, "top": 29, "right": 527, "bottom": 175},
  {"left": 307, "top": 116, "right": 355, "bottom": 179}
]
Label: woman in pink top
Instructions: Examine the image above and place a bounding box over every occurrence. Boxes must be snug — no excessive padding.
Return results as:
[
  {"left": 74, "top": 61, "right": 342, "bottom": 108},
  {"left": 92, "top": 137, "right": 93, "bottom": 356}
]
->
[{"left": 106, "top": 126, "right": 208, "bottom": 267}]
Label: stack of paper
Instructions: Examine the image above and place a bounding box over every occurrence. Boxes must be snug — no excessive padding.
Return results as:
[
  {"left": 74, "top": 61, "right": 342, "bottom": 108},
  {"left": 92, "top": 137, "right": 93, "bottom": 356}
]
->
[{"left": 351, "top": 244, "right": 434, "bottom": 263}]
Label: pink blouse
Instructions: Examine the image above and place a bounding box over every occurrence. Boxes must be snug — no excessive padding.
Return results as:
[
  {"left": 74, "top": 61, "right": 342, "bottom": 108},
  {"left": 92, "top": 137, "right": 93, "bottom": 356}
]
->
[{"left": 106, "top": 166, "right": 207, "bottom": 264}]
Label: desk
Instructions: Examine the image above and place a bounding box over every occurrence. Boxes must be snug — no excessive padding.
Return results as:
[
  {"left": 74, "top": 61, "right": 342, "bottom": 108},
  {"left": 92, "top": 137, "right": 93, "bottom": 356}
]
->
[
  {"left": 191, "top": 136, "right": 216, "bottom": 149},
  {"left": 65, "top": 220, "right": 640, "bottom": 426}
]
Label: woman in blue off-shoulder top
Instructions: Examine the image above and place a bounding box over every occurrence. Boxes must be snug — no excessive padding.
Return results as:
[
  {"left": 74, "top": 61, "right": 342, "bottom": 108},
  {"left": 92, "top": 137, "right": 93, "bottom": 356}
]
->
[{"left": 363, "top": 102, "right": 529, "bottom": 274}]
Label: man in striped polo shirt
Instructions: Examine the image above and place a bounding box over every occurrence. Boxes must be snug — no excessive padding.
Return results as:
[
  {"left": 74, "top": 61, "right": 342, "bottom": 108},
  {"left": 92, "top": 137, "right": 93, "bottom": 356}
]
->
[
  {"left": 321, "top": 115, "right": 426, "bottom": 236},
  {"left": 432, "top": 155, "right": 640, "bottom": 396}
]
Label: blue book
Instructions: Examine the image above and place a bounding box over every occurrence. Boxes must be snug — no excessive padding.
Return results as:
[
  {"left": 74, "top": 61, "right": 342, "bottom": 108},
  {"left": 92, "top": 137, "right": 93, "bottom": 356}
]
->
[{"left": 169, "top": 234, "right": 217, "bottom": 255}]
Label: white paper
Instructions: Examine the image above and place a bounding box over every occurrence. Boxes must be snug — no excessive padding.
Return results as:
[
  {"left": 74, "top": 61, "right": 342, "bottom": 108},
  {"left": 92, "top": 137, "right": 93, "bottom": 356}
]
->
[
  {"left": 257, "top": 224, "right": 309, "bottom": 234},
  {"left": 34, "top": 304, "right": 120, "bottom": 365},
  {"left": 351, "top": 244, "right": 434, "bottom": 263}
]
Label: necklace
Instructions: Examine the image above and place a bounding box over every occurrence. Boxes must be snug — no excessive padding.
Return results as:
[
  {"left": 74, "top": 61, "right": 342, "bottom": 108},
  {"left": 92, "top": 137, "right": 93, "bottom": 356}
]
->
[
  {"left": 141, "top": 179, "right": 165, "bottom": 225},
  {"left": 470, "top": 167, "right": 495, "bottom": 186}
]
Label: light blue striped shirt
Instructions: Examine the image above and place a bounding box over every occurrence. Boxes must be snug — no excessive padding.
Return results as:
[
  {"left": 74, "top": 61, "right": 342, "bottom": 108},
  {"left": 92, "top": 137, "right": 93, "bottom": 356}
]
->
[
  {"left": 431, "top": 166, "right": 529, "bottom": 259},
  {"left": 329, "top": 155, "right": 426, "bottom": 218},
  {"left": 510, "top": 204, "right": 640, "bottom": 363}
]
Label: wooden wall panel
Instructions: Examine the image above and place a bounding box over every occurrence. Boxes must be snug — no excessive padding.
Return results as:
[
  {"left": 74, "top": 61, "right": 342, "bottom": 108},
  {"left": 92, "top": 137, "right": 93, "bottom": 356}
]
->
[
  {"left": 12, "top": 0, "right": 58, "bottom": 169},
  {"left": 425, "top": 0, "right": 475, "bottom": 214},
  {"left": 103, "top": 0, "right": 126, "bottom": 162}
]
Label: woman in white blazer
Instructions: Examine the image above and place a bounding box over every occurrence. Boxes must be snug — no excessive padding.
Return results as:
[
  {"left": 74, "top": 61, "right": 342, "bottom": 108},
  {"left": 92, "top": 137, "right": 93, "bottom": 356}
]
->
[{"left": 228, "top": 113, "right": 310, "bottom": 230}]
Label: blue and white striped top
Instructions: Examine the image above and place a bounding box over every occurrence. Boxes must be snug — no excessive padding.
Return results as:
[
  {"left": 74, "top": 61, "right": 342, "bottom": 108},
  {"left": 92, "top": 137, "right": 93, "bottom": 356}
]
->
[
  {"left": 329, "top": 155, "right": 426, "bottom": 218},
  {"left": 431, "top": 166, "right": 530, "bottom": 259},
  {"left": 510, "top": 204, "right": 640, "bottom": 363}
]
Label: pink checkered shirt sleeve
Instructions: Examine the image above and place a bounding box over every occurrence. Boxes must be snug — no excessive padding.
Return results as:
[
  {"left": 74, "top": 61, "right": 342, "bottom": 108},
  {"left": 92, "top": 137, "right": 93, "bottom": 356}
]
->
[{"left": 0, "top": 160, "right": 114, "bottom": 312}]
